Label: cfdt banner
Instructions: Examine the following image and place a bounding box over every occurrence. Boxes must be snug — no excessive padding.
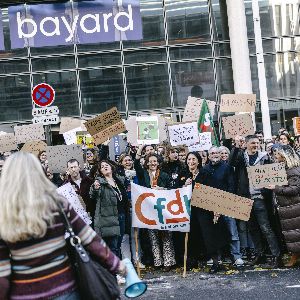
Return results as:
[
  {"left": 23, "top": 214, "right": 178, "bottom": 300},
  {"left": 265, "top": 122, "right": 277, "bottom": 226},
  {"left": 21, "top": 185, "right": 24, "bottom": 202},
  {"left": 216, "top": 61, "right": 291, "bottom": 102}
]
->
[
  {"left": 131, "top": 183, "right": 192, "bottom": 232},
  {"left": 0, "top": 10, "right": 4, "bottom": 51},
  {"left": 8, "top": 0, "right": 142, "bottom": 49}
]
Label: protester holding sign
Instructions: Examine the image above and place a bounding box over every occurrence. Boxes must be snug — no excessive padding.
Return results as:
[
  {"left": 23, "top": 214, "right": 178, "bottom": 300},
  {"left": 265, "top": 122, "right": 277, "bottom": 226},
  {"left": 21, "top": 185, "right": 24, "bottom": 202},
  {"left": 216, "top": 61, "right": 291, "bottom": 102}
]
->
[
  {"left": 269, "top": 145, "right": 300, "bottom": 267},
  {"left": 134, "top": 146, "right": 176, "bottom": 271}
]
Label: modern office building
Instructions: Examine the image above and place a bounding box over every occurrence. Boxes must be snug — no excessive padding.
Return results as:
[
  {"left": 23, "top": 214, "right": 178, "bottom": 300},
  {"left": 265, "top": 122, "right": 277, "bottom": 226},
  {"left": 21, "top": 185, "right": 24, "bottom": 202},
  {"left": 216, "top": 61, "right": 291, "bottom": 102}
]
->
[{"left": 0, "top": 0, "right": 299, "bottom": 140}]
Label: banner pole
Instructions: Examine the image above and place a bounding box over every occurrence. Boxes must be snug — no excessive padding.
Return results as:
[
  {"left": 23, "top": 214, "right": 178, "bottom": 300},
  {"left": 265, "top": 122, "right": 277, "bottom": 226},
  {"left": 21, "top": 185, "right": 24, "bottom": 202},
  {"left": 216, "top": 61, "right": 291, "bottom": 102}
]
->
[
  {"left": 134, "top": 227, "right": 141, "bottom": 278},
  {"left": 183, "top": 232, "right": 189, "bottom": 278}
]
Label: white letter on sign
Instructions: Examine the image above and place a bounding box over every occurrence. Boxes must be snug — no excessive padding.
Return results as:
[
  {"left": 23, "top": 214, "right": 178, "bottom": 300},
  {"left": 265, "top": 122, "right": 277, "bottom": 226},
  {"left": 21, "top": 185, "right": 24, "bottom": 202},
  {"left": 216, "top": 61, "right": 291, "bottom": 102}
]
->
[
  {"left": 80, "top": 14, "right": 101, "bottom": 34},
  {"left": 40, "top": 16, "right": 61, "bottom": 37},
  {"left": 17, "top": 12, "right": 38, "bottom": 38},
  {"left": 61, "top": 15, "right": 79, "bottom": 42},
  {"left": 114, "top": 5, "right": 133, "bottom": 32}
]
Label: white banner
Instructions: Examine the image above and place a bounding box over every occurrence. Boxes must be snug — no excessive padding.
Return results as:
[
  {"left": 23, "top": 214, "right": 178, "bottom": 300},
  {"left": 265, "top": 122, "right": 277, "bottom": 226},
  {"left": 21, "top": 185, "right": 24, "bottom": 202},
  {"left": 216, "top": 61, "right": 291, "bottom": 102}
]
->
[
  {"left": 168, "top": 122, "right": 199, "bottom": 146},
  {"left": 188, "top": 132, "right": 212, "bottom": 152},
  {"left": 131, "top": 183, "right": 192, "bottom": 232}
]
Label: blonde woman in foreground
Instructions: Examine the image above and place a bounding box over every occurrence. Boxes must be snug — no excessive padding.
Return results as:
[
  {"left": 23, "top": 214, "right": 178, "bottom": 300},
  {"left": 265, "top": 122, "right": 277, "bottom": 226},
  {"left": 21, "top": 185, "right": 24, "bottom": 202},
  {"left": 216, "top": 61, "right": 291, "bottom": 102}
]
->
[{"left": 0, "top": 152, "right": 125, "bottom": 300}]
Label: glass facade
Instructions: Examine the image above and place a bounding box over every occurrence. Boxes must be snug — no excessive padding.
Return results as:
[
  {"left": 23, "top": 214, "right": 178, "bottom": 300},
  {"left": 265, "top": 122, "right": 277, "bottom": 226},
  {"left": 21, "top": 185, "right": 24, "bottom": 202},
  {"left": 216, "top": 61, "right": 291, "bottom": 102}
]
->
[{"left": 0, "top": 0, "right": 299, "bottom": 136}]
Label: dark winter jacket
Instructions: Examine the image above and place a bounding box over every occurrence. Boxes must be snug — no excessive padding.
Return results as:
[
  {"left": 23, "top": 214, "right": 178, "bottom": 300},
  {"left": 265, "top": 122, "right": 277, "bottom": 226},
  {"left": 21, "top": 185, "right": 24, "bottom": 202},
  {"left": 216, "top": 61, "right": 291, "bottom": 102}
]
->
[
  {"left": 275, "top": 166, "right": 300, "bottom": 253},
  {"left": 90, "top": 175, "right": 128, "bottom": 237},
  {"left": 161, "top": 160, "right": 187, "bottom": 189},
  {"left": 134, "top": 158, "right": 170, "bottom": 188},
  {"left": 199, "top": 161, "right": 235, "bottom": 193},
  {"left": 229, "top": 147, "right": 271, "bottom": 198}
]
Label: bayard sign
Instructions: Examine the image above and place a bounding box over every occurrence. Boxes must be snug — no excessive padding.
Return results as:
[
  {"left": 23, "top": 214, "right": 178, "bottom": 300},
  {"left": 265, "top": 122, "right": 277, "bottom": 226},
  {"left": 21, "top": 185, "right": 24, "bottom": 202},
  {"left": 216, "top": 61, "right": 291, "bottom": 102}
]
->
[{"left": 4, "top": 0, "right": 142, "bottom": 50}]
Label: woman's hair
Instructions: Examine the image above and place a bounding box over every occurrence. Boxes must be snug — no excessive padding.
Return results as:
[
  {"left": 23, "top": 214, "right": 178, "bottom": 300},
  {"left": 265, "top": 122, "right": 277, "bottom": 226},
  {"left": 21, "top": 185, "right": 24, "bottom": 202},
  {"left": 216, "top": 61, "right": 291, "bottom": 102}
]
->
[
  {"left": 185, "top": 151, "right": 202, "bottom": 170},
  {"left": 276, "top": 145, "right": 300, "bottom": 169},
  {"left": 118, "top": 153, "right": 132, "bottom": 166},
  {"left": 279, "top": 133, "right": 293, "bottom": 146},
  {"left": 143, "top": 153, "right": 161, "bottom": 170},
  {"left": 219, "top": 146, "right": 230, "bottom": 155},
  {"left": 0, "top": 152, "right": 62, "bottom": 243},
  {"left": 98, "top": 159, "right": 117, "bottom": 176},
  {"left": 38, "top": 150, "right": 46, "bottom": 160}
]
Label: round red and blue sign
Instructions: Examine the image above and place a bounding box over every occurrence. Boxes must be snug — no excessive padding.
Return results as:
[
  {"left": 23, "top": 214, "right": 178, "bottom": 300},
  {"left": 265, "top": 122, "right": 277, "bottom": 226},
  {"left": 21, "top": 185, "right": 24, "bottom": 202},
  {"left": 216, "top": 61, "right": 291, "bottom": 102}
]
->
[{"left": 32, "top": 83, "right": 55, "bottom": 107}]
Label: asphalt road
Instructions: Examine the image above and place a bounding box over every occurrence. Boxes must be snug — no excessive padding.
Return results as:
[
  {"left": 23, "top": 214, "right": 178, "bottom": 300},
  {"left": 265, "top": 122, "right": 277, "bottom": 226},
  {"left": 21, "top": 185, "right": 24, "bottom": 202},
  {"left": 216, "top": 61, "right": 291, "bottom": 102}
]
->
[{"left": 121, "top": 266, "right": 300, "bottom": 300}]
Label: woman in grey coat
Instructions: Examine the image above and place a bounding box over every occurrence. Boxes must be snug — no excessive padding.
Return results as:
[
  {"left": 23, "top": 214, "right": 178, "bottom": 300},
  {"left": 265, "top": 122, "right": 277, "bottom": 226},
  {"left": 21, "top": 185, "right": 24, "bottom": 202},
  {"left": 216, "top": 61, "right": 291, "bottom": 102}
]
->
[{"left": 268, "top": 145, "right": 300, "bottom": 267}]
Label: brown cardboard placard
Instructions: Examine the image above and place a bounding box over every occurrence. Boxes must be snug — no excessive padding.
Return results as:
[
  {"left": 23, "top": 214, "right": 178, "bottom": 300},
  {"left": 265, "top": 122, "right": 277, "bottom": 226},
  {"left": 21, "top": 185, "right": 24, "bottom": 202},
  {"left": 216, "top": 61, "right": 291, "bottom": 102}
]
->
[
  {"left": 59, "top": 117, "right": 82, "bottom": 134},
  {"left": 191, "top": 184, "right": 254, "bottom": 221},
  {"left": 92, "top": 120, "right": 126, "bottom": 145},
  {"left": 247, "top": 163, "right": 288, "bottom": 189},
  {"left": 0, "top": 133, "right": 18, "bottom": 153},
  {"left": 46, "top": 144, "right": 84, "bottom": 173},
  {"left": 182, "top": 96, "right": 216, "bottom": 122},
  {"left": 14, "top": 123, "right": 45, "bottom": 144},
  {"left": 293, "top": 117, "right": 300, "bottom": 136},
  {"left": 21, "top": 140, "right": 47, "bottom": 156},
  {"left": 222, "top": 113, "right": 254, "bottom": 139},
  {"left": 220, "top": 94, "right": 256, "bottom": 112},
  {"left": 85, "top": 107, "right": 122, "bottom": 136}
]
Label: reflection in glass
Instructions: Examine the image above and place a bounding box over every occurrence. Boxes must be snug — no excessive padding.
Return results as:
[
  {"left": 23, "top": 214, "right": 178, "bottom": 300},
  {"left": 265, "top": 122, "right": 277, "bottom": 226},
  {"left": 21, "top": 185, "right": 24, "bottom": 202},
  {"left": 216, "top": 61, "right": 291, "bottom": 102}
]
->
[
  {"left": 78, "top": 51, "right": 122, "bottom": 68},
  {"left": 211, "top": 0, "right": 230, "bottom": 41},
  {"left": 33, "top": 72, "right": 80, "bottom": 116},
  {"left": 0, "top": 58, "right": 29, "bottom": 74},
  {"left": 80, "top": 68, "right": 125, "bottom": 114},
  {"left": 0, "top": 75, "right": 32, "bottom": 121},
  {"left": 31, "top": 56, "right": 76, "bottom": 72},
  {"left": 124, "top": 47, "right": 167, "bottom": 64},
  {"left": 126, "top": 64, "right": 170, "bottom": 110},
  {"left": 216, "top": 58, "right": 234, "bottom": 95},
  {"left": 171, "top": 60, "right": 216, "bottom": 107},
  {"left": 169, "top": 44, "right": 212, "bottom": 60},
  {"left": 166, "top": 0, "right": 210, "bottom": 44}
]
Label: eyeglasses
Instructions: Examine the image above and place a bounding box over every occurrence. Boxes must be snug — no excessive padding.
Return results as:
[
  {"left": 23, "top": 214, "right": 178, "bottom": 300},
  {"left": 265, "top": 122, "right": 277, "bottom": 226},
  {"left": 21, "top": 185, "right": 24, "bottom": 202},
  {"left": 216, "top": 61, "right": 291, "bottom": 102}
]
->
[{"left": 86, "top": 152, "right": 93, "bottom": 156}]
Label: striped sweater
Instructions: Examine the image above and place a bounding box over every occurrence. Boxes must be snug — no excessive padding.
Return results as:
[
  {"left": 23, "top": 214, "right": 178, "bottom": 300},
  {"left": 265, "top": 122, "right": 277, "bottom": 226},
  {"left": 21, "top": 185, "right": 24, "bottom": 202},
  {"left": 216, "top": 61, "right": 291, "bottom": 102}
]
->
[{"left": 0, "top": 203, "right": 120, "bottom": 300}]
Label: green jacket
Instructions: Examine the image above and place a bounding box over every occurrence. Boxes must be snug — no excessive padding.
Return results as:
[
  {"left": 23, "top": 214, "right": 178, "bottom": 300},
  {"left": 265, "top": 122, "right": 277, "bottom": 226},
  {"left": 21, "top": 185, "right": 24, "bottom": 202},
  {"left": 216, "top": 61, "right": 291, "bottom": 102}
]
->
[{"left": 90, "top": 176, "right": 124, "bottom": 237}]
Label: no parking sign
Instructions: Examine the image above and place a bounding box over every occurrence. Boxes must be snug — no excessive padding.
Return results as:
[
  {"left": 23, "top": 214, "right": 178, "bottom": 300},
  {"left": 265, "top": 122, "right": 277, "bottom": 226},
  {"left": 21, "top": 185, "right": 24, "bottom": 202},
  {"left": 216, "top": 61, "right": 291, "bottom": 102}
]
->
[{"left": 32, "top": 83, "right": 55, "bottom": 107}]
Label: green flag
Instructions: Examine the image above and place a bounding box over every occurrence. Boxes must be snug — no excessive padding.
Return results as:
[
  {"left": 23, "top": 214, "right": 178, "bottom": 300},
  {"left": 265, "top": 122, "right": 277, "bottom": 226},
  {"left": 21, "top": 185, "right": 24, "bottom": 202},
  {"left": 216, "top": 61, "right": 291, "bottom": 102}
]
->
[{"left": 197, "top": 99, "right": 219, "bottom": 146}]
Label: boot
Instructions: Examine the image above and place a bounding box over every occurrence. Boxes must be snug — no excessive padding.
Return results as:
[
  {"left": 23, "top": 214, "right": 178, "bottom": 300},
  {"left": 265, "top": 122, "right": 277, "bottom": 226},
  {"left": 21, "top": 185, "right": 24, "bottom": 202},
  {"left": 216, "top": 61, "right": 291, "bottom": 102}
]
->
[
  {"left": 285, "top": 254, "right": 299, "bottom": 268},
  {"left": 262, "top": 256, "right": 283, "bottom": 269},
  {"left": 248, "top": 254, "right": 267, "bottom": 266}
]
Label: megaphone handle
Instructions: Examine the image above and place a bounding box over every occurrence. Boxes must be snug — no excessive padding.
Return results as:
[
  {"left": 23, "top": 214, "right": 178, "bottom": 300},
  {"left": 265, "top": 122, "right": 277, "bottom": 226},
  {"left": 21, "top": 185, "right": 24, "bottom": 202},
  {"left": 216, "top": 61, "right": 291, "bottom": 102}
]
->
[{"left": 134, "top": 228, "right": 141, "bottom": 278}]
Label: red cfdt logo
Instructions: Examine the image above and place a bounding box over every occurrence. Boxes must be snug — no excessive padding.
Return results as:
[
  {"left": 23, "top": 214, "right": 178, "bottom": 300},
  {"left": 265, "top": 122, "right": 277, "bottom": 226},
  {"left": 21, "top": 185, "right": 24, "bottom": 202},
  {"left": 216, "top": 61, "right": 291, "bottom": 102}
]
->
[{"left": 32, "top": 83, "right": 55, "bottom": 107}]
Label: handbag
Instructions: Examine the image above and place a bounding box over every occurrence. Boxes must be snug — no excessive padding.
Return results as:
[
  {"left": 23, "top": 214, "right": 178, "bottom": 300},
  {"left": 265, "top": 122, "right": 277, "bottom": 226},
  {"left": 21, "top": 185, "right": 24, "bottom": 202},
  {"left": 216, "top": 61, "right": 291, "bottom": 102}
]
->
[{"left": 58, "top": 203, "right": 121, "bottom": 300}]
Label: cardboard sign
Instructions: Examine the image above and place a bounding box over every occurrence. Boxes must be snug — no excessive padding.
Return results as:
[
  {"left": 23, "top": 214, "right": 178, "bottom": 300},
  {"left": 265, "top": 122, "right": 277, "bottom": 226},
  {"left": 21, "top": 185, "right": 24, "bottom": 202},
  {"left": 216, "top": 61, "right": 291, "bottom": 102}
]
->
[
  {"left": 46, "top": 145, "right": 84, "bottom": 173},
  {"left": 21, "top": 140, "right": 47, "bottom": 156},
  {"left": 220, "top": 94, "right": 256, "bottom": 112},
  {"left": 85, "top": 107, "right": 122, "bottom": 136},
  {"left": 191, "top": 184, "right": 254, "bottom": 221},
  {"left": 131, "top": 183, "right": 192, "bottom": 232},
  {"left": 168, "top": 122, "right": 199, "bottom": 146},
  {"left": 0, "top": 133, "right": 18, "bottom": 153},
  {"left": 59, "top": 117, "right": 82, "bottom": 134},
  {"left": 182, "top": 96, "right": 216, "bottom": 122},
  {"left": 222, "top": 113, "right": 254, "bottom": 139},
  {"left": 92, "top": 120, "right": 126, "bottom": 145},
  {"left": 63, "top": 127, "right": 82, "bottom": 145},
  {"left": 293, "top": 117, "right": 300, "bottom": 136},
  {"left": 247, "top": 163, "right": 288, "bottom": 189},
  {"left": 136, "top": 116, "right": 160, "bottom": 145},
  {"left": 188, "top": 132, "right": 212, "bottom": 152},
  {"left": 57, "top": 183, "right": 91, "bottom": 225},
  {"left": 14, "top": 123, "right": 45, "bottom": 144}
]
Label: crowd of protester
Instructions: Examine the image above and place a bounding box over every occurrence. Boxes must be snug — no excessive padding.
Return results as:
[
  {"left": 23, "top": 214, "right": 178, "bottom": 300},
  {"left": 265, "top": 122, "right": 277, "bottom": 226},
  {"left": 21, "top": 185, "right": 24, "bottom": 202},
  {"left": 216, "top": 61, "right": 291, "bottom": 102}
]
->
[{"left": 0, "top": 126, "right": 300, "bottom": 298}]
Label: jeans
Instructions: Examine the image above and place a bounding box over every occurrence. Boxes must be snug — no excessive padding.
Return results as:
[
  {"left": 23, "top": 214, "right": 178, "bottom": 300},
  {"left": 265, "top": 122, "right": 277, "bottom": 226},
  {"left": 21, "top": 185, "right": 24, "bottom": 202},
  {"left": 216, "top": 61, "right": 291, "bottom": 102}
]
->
[
  {"left": 248, "top": 198, "right": 280, "bottom": 257},
  {"left": 104, "top": 236, "right": 119, "bottom": 257},
  {"left": 237, "top": 220, "right": 254, "bottom": 249},
  {"left": 117, "top": 213, "right": 126, "bottom": 258},
  {"left": 53, "top": 291, "right": 80, "bottom": 300},
  {"left": 223, "top": 216, "right": 241, "bottom": 261}
]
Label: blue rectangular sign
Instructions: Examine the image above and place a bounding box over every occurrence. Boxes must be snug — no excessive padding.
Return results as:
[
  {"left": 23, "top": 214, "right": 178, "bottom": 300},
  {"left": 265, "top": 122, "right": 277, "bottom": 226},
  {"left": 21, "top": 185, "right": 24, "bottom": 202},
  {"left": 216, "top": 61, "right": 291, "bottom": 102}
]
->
[{"left": 0, "top": 10, "right": 4, "bottom": 51}]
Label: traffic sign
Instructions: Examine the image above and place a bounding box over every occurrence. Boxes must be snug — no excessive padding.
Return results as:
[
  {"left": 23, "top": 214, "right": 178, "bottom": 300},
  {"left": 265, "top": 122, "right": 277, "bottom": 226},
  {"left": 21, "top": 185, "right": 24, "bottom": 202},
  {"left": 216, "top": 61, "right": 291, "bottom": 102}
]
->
[
  {"left": 32, "top": 106, "right": 59, "bottom": 117},
  {"left": 32, "top": 83, "right": 55, "bottom": 107},
  {"left": 32, "top": 115, "right": 60, "bottom": 125}
]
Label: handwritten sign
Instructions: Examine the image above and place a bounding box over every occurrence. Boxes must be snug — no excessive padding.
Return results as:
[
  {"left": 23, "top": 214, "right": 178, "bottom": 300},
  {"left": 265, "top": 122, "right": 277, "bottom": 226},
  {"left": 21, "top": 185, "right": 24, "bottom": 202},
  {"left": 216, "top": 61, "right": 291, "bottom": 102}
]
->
[
  {"left": 63, "top": 127, "right": 82, "bottom": 145},
  {"left": 85, "top": 107, "right": 122, "bottom": 136},
  {"left": 14, "top": 123, "right": 45, "bottom": 144},
  {"left": 0, "top": 133, "right": 18, "bottom": 153},
  {"left": 21, "top": 140, "right": 47, "bottom": 156},
  {"left": 182, "top": 96, "right": 216, "bottom": 122},
  {"left": 168, "top": 122, "right": 199, "bottom": 146},
  {"left": 131, "top": 183, "right": 192, "bottom": 232},
  {"left": 293, "top": 117, "right": 300, "bottom": 136},
  {"left": 92, "top": 120, "right": 126, "bottom": 145},
  {"left": 136, "top": 116, "right": 160, "bottom": 145},
  {"left": 46, "top": 145, "right": 84, "bottom": 173},
  {"left": 188, "top": 132, "right": 212, "bottom": 152},
  {"left": 57, "top": 183, "right": 91, "bottom": 225},
  {"left": 191, "top": 184, "right": 253, "bottom": 221},
  {"left": 220, "top": 94, "right": 256, "bottom": 112},
  {"left": 222, "top": 113, "right": 254, "bottom": 139},
  {"left": 59, "top": 117, "right": 82, "bottom": 134},
  {"left": 247, "top": 163, "right": 288, "bottom": 189}
]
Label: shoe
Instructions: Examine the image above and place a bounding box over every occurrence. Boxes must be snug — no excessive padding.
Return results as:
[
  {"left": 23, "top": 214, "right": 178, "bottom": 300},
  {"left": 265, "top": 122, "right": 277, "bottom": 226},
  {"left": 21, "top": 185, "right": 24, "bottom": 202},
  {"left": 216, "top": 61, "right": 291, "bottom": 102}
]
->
[
  {"left": 247, "top": 248, "right": 256, "bottom": 261},
  {"left": 116, "top": 274, "right": 126, "bottom": 285},
  {"left": 248, "top": 254, "right": 267, "bottom": 266},
  {"left": 134, "top": 261, "right": 146, "bottom": 269},
  {"left": 241, "top": 248, "right": 247, "bottom": 260},
  {"left": 285, "top": 254, "right": 299, "bottom": 268},
  {"left": 163, "top": 266, "right": 172, "bottom": 272},
  {"left": 263, "top": 256, "right": 283, "bottom": 269},
  {"left": 209, "top": 263, "right": 223, "bottom": 274},
  {"left": 234, "top": 258, "right": 245, "bottom": 267},
  {"left": 206, "top": 259, "right": 213, "bottom": 266}
]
